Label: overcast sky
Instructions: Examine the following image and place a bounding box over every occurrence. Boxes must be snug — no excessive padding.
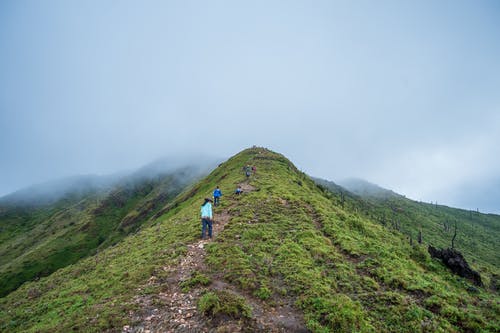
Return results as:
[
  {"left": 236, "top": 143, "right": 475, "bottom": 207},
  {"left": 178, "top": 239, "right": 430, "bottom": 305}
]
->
[{"left": 1, "top": 0, "right": 499, "bottom": 213}]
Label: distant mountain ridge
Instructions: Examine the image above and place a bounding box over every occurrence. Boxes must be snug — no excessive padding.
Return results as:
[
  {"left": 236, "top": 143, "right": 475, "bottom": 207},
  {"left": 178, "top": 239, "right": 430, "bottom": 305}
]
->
[
  {"left": 0, "top": 159, "right": 213, "bottom": 297},
  {"left": 0, "top": 154, "right": 218, "bottom": 208},
  {"left": 336, "top": 177, "right": 400, "bottom": 199},
  {"left": 0, "top": 174, "right": 120, "bottom": 207}
]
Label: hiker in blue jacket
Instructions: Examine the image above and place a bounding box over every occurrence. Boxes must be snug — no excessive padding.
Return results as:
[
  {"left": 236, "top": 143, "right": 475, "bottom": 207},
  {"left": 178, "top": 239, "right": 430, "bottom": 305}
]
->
[
  {"left": 213, "top": 186, "right": 222, "bottom": 206},
  {"left": 200, "top": 198, "right": 213, "bottom": 239},
  {"left": 235, "top": 185, "right": 243, "bottom": 195}
]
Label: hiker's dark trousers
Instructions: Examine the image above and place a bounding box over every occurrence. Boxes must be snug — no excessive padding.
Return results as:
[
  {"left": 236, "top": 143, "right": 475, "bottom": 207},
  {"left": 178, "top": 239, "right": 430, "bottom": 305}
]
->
[
  {"left": 214, "top": 196, "right": 220, "bottom": 206},
  {"left": 201, "top": 218, "right": 212, "bottom": 239}
]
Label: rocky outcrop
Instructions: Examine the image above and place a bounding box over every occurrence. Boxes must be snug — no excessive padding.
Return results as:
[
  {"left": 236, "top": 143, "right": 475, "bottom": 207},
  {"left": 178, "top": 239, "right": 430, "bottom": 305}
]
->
[{"left": 428, "top": 246, "right": 482, "bottom": 286}]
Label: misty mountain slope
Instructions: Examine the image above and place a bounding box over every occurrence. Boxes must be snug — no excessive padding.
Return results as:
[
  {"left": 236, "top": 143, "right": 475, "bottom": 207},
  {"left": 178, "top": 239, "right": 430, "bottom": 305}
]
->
[
  {"left": 1, "top": 148, "right": 498, "bottom": 332},
  {"left": 0, "top": 174, "right": 120, "bottom": 208},
  {"left": 0, "top": 166, "right": 203, "bottom": 298},
  {"left": 337, "top": 178, "right": 400, "bottom": 199},
  {"left": 315, "top": 178, "right": 500, "bottom": 279}
]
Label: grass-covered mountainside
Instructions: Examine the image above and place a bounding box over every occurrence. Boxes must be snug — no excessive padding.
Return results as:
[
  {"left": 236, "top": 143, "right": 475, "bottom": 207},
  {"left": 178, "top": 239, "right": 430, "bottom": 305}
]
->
[
  {"left": 1, "top": 148, "right": 498, "bottom": 332},
  {"left": 0, "top": 167, "right": 203, "bottom": 297},
  {"left": 315, "top": 178, "right": 500, "bottom": 284}
]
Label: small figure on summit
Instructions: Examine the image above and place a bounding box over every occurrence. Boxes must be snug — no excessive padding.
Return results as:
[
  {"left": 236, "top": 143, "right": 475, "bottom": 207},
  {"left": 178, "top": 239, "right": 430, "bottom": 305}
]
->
[
  {"left": 200, "top": 198, "right": 213, "bottom": 239},
  {"left": 213, "top": 186, "right": 222, "bottom": 206}
]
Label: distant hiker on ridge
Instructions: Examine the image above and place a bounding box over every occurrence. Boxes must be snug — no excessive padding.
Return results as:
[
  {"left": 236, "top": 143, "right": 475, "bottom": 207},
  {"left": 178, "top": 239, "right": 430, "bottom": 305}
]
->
[
  {"left": 200, "top": 198, "right": 213, "bottom": 239},
  {"left": 213, "top": 186, "right": 222, "bottom": 206},
  {"left": 244, "top": 165, "right": 252, "bottom": 178},
  {"left": 235, "top": 185, "right": 243, "bottom": 195}
]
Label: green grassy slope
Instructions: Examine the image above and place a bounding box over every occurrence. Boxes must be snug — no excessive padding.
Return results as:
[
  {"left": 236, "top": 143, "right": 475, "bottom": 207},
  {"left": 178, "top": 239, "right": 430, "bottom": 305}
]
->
[
  {"left": 314, "top": 178, "right": 500, "bottom": 282},
  {"left": 1, "top": 148, "right": 498, "bottom": 332},
  {"left": 0, "top": 168, "right": 197, "bottom": 297}
]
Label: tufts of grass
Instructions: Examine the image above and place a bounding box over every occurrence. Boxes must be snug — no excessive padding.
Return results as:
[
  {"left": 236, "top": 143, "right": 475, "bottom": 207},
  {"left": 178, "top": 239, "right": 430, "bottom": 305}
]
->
[
  {"left": 301, "top": 295, "right": 374, "bottom": 332},
  {"left": 198, "top": 290, "right": 252, "bottom": 319},
  {"left": 180, "top": 271, "right": 211, "bottom": 292}
]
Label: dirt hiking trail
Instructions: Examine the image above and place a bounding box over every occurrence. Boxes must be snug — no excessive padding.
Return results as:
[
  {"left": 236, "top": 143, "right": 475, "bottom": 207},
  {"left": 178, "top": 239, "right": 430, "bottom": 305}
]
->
[{"left": 123, "top": 181, "right": 308, "bottom": 333}]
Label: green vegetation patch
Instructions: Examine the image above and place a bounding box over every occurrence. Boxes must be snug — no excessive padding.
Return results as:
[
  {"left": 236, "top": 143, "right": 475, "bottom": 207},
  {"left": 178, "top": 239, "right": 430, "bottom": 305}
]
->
[
  {"left": 301, "top": 295, "right": 373, "bottom": 332},
  {"left": 180, "top": 271, "right": 211, "bottom": 292},
  {"left": 198, "top": 290, "right": 252, "bottom": 319}
]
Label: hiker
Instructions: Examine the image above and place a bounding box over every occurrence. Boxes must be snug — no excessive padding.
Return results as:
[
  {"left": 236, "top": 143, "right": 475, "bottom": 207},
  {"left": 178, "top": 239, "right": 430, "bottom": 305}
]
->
[
  {"left": 200, "top": 198, "right": 213, "bottom": 239},
  {"left": 244, "top": 165, "right": 251, "bottom": 178},
  {"left": 251, "top": 165, "right": 256, "bottom": 174},
  {"left": 213, "top": 186, "right": 222, "bottom": 206},
  {"left": 235, "top": 185, "right": 243, "bottom": 195}
]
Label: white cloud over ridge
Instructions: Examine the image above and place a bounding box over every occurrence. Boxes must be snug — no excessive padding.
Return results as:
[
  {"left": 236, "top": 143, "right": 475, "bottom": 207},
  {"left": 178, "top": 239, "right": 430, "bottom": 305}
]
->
[{"left": 1, "top": 0, "right": 499, "bottom": 213}]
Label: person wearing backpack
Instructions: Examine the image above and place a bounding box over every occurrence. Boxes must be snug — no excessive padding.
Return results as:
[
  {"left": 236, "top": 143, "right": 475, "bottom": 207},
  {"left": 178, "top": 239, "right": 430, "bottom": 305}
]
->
[
  {"left": 235, "top": 185, "right": 243, "bottom": 195},
  {"left": 200, "top": 198, "right": 213, "bottom": 239},
  {"left": 213, "top": 186, "right": 222, "bottom": 206},
  {"left": 244, "top": 165, "right": 251, "bottom": 178}
]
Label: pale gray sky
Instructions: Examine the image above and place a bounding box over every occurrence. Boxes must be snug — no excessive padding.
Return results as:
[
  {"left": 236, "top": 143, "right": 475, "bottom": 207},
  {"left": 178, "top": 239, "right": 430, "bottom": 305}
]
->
[{"left": 1, "top": 0, "right": 499, "bottom": 213}]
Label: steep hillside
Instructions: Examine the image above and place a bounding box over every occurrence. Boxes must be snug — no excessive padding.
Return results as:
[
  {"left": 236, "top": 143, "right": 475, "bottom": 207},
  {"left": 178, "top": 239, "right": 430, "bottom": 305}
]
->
[
  {"left": 0, "top": 167, "right": 202, "bottom": 297},
  {"left": 1, "top": 148, "right": 498, "bottom": 332},
  {"left": 315, "top": 178, "right": 500, "bottom": 282}
]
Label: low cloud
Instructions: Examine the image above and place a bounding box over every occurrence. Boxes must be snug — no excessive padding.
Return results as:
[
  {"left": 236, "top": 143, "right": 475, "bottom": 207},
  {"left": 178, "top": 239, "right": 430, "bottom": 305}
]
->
[{"left": 1, "top": 1, "right": 499, "bottom": 213}]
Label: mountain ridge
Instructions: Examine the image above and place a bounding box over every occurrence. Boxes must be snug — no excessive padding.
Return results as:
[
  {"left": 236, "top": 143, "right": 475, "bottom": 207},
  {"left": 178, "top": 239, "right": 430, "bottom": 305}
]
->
[
  {"left": 336, "top": 177, "right": 401, "bottom": 199},
  {"left": 0, "top": 164, "right": 207, "bottom": 297},
  {"left": 1, "top": 147, "right": 498, "bottom": 332}
]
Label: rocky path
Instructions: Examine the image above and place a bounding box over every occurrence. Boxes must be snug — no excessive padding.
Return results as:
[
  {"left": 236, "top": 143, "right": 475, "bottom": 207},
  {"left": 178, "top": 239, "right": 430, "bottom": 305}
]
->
[
  {"left": 123, "top": 211, "right": 231, "bottom": 332},
  {"left": 123, "top": 182, "right": 308, "bottom": 333}
]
